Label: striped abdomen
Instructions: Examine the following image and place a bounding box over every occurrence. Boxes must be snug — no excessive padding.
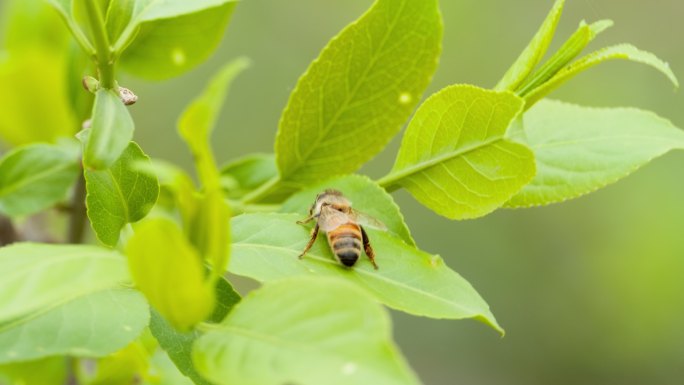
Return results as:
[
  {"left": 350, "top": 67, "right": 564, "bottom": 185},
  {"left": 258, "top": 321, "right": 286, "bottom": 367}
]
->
[{"left": 327, "top": 223, "right": 363, "bottom": 267}]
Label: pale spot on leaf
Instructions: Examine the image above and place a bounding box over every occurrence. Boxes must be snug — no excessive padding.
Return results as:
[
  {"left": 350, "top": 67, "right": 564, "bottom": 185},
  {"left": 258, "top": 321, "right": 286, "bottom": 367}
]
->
[
  {"left": 398, "top": 92, "right": 412, "bottom": 105},
  {"left": 341, "top": 362, "right": 357, "bottom": 375},
  {"left": 172, "top": 48, "right": 186, "bottom": 66}
]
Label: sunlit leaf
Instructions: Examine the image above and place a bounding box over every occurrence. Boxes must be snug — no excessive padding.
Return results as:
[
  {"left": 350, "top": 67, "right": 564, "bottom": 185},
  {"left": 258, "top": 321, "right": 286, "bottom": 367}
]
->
[
  {"left": 506, "top": 100, "right": 684, "bottom": 207},
  {"left": 495, "top": 0, "right": 564, "bottom": 91},
  {"left": 229, "top": 213, "right": 502, "bottom": 333},
  {"left": 379, "top": 85, "right": 535, "bottom": 220},
  {"left": 0, "top": 142, "right": 80, "bottom": 217},
  {"left": 0, "top": 243, "right": 130, "bottom": 324},
  {"left": 281, "top": 174, "right": 415, "bottom": 247},
  {"left": 274, "top": 0, "right": 442, "bottom": 187},
  {"left": 118, "top": 3, "right": 237, "bottom": 80},
  {"left": 0, "top": 289, "right": 148, "bottom": 364},
  {"left": 179, "top": 58, "right": 249, "bottom": 190},
  {"left": 83, "top": 89, "right": 135, "bottom": 170},
  {"left": 3, "top": 0, "right": 70, "bottom": 53},
  {"left": 77, "top": 337, "right": 152, "bottom": 385},
  {"left": 193, "top": 277, "right": 420, "bottom": 385},
  {"left": 126, "top": 217, "right": 214, "bottom": 331},
  {"left": 0, "top": 357, "right": 67, "bottom": 385},
  {"left": 85, "top": 141, "right": 159, "bottom": 247},
  {"left": 524, "top": 44, "right": 679, "bottom": 106},
  {"left": 150, "top": 278, "right": 240, "bottom": 385},
  {"left": 0, "top": 51, "right": 77, "bottom": 146}
]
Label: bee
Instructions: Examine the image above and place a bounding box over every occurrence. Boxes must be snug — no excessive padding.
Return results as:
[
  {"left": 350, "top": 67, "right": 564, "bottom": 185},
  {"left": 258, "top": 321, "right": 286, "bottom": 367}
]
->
[{"left": 296, "top": 189, "right": 385, "bottom": 269}]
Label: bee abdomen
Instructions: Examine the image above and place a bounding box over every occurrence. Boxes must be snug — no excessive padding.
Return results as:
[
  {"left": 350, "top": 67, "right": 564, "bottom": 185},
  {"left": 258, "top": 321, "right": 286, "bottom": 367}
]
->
[{"left": 328, "top": 224, "right": 362, "bottom": 267}]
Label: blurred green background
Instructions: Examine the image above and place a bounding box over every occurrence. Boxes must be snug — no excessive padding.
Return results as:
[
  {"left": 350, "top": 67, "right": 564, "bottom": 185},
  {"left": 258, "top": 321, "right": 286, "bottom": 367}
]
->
[{"left": 2, "top": 0, "right": 684, "bottom": 384}]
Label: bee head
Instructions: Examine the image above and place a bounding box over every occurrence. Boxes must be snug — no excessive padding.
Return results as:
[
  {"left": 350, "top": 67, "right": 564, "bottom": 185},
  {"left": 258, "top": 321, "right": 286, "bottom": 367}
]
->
[{"left": 310, "top": 189, "right": 350, "bottom": 216}]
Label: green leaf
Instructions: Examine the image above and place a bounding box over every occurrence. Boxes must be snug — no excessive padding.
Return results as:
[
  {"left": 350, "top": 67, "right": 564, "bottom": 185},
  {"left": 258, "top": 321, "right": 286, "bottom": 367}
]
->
[
  {"left": 43, "top": 0, "right": 94, "bottom": 52},
  {"left": 0, "top": 142, "right": 80, "bottom": 217},
  {"left": 179, "top": 58, "right": 250, "bottom": 190},
  {"left": 118, "top": 3, "right": 237, "bottom": 80},
  {"left": 104, "top": 0, "right": 136, "bottom": 43},
  {"left": 220, "top": 153, "right": 277, "bottom": 200},
  {"left": 274, "top": 0, "right": 442, "bottom": 187},
  {"left": 516, "top": 19, "right": 613, "bottom": 97},
  {"left": 3, "top": 0, "right": 71, "bottom": 53},
  {"left": 229, "top": 213, "right": 502, "bottom": 333},
  {"left": 0, "top": 357, "right": 67, "bottom": 385},
  {"left": 0, "top": 288, "right": 148, "bottom": 364},
  {"left": 187, "top": 190, "right": 231, "bottom": 284},
  {"left": 506, "top": 100, "right": 684, "bottom": 207},
  {"left": 0, "top": 243, "right": 130, "bottom": 324},
  {"left": 379, "top": 85, "right": 535, "bottom": 220},
  {"left": 125, "top": 217, "right": 214, "bottom": 331},
  {"left": 85, "top": 141, "right": 159, "bottom": 247},
  {"left": 193, "top": 277, "right": 420, "bottom": 385},
  {"left": 84, "top": 89, "right": 135, "bottom": 170},
  {"left": 524, "top": 44, "right": 679, "bottom": 106},
  {"left": 150, "top": 277, "right": 240, "bottom": 385},
  {"left": 0, "top": 51, "right": 77, "bottom": 146},
  {"left": 280, "top": 174, "right": 415, "bottom": 247},
  {"left": 495, "top": 0, "right": 565, "bottom": 91}
]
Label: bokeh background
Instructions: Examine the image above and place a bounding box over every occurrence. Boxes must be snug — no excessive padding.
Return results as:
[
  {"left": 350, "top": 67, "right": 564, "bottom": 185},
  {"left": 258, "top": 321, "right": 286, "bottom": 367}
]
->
[{"left": 2, "top": 0, "right": 684, "bottom": 384}]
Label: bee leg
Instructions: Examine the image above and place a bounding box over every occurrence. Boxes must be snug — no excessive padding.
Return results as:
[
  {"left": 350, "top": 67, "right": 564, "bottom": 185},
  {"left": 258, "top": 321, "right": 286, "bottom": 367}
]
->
[
  {"left": 296, "top": 215, "right": 315, "bottom": 225},
  {"left": 361, "top": 226, "right": 379, "bottom": 270},
  {"left": 298, "top": 224, "right": 319, "bottom": 259}
]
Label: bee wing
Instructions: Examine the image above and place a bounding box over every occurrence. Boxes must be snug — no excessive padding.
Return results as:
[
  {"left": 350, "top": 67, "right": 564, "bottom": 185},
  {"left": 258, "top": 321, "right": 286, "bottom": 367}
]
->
[
  {"left": 350, "top": 209, "right": 387, "bottom": 231},
  {"left": 318, "top": 206, "right": 350, "bottom": 232}
]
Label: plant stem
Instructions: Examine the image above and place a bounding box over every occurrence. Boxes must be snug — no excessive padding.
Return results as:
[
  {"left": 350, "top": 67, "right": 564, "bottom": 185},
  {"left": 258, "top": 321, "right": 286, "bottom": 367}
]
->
[
  {"left": 240, "top": 175, "right": 281, "bottom": 204},
  {"left": 68, "top": 170, "right": 88, "bottom": 244},
  {"left": 83, "top": 0, "right": 115, "bottom": 89}
]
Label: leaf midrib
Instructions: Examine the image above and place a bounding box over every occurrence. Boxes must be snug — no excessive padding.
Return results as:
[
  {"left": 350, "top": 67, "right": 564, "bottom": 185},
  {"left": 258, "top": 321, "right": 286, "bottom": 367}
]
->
[
  {"left": 0, "top": 160, "right": 75, "bottom": 198},
  {"left": 232, "top": 243, "right": 487, "bottom": 317},
  {"left": 379, "top": 135, "right": 504, "bottom": 187}
]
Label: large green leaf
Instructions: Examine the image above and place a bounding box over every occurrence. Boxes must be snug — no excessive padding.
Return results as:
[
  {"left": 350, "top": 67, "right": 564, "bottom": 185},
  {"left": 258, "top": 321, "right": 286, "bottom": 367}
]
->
[
  {"left": 150, "top": 278, "right": 240, "bottom": 385},
  {"left": 85, "top": 141, "right": 159, "bottom": 247},
  {"left": 0, "top": 243, "right": 129, "bottom": 324},
  {"left": 524, "top": 44, "right": 679, "bottom": 106},
  {"left": 0, "top": 288, "right": 148, "bottom": 364},
  {"left": 379, "top": 85, "right": 535, "bottom": 220},
  {"left": 506, "top": 100, "right": 684, "bottom": 207},
  {"left": 0, "top": 143, "right": 80, "bottom": 217},
  {"left": 495, "top": 0, "right": 564, "bottom": 91},
  {"left": 83, "top": 89, "right": 135, "bottom": 170},
  {"left": 118, "top": 3, "right": 236, "bottom": 80},
  {"left": 126, "top": 217, "right": 214, "bottom": 331},
  {"left": 0, "top": 51, "right": 77, "bottom": 146},
  {"left": 193, "top": 277, "right": 420, "bottom": 385},
  {"left": 280, "top": 174, "right": 415, "bottom": 247},
  {"left": 229, "top": 213, "right": 502, "bottom": 333},
  {"left": 273, "top": 0, "right": 442, "bottom": 187}
]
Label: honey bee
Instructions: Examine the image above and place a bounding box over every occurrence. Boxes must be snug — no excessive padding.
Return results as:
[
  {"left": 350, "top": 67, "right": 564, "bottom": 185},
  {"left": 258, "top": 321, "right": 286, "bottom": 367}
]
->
[{"left": 296, "top": 189, "right": 385, "bottom": 269}]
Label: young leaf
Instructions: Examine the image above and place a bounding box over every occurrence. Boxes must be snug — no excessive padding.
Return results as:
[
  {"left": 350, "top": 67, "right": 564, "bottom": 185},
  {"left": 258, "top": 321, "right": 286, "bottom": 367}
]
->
[
  {"left": 125, "top": 217, "right": 215, "bottom": 331},
  {"left": 0, "top": 243, "right": 130, "bottom": 323},
  {"left": 274, "top": 0, "right": 442, "bottom": 187},
  {"left": 85, "top": 141, "right": 159, "bottom": 247},
  {"left": 516, "top": 19, "right": 614, "bottom": 97},
  {"left": 0, "top": 288, "right": 148, "bottom": 364},
  {"left": 0, "top": 51, "right": 77, "bottom": 146},
  {"left": 117, "top": 3, "right": 237, "bottom": 80},
  {"left": 0, "top": 143, "right": 80, "bottom": 217},
  {"left": 524, "top": 44, "right": 679, "bottom": 106},
  {"left": 280, "top": 174, "right": 415, "bottom": 247},
  {"left": 229, "top": 213, "right": 503, "bottom": 334},
  {"left": 150, "top": 278, "right": 240, "bottom": 385},
  {"left": 506, "top": 100, "right": 684, "bottom": 207},
  {"left": 495, "top": 0, "right": 565, "bottom": 91},
  {"left": 83, "top": 89, "right": 135, "bottom": 170},
  {"left": 0, "top": 357, "right": 67, "bottom": 385},
  {"left": 179, "top": 57, "right": 250, "bottom": 190},
  {"left": 220, "top": 153, "right": 277, "bottom": 200},
  {"left": 193, "top": 277, "right": 420, "bottom": 385},
  {"left": 378, "top": 85, "right": 535, "bottom": 220},
  {"left": 187, "top": 190, "right": 231, "bottom": 282},
  {"left": 43, "top": 0, "right": 94, "bottom": 52}
]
